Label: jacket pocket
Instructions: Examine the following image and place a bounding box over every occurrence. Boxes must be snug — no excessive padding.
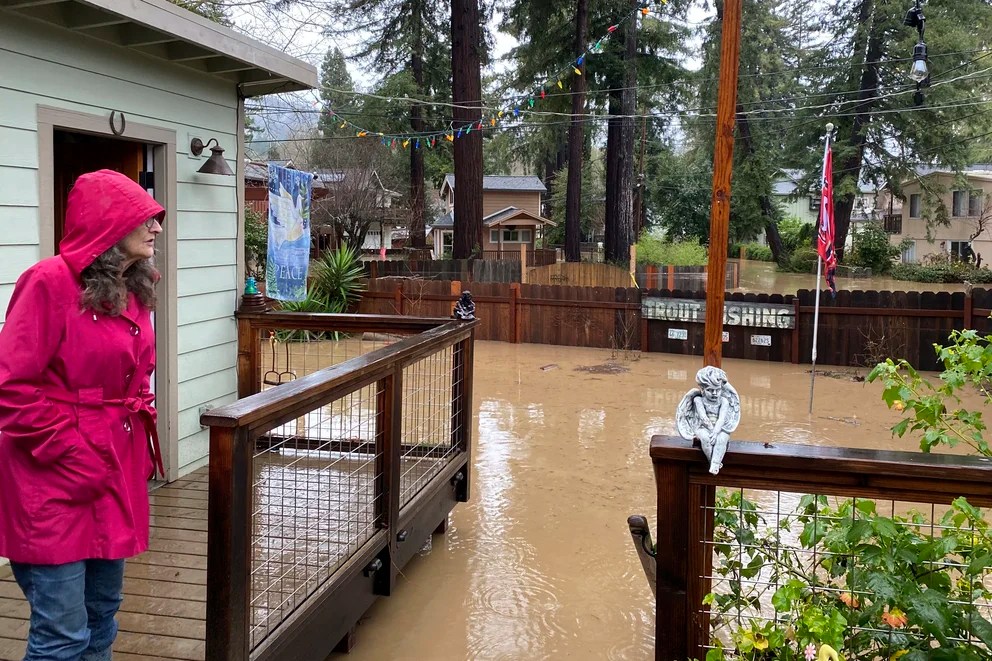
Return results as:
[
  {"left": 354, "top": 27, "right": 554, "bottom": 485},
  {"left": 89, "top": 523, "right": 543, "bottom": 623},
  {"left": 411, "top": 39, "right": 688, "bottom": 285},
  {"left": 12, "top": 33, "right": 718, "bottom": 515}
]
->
[{"left": 50, "top": 412, "right": 113, "bottom": 503}]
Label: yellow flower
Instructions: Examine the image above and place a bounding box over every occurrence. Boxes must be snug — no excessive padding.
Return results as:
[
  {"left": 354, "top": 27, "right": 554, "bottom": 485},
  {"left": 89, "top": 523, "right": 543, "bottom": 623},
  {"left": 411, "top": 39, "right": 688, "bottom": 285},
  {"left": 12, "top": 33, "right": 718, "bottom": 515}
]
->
[
  {"left": 893, "top": 400, "right": 905, "bottom": 411},
  {"left": 889, "top": 651, "right": 909, "bottom": 661},
  {"left": 753, "top": 634, "right": 769, "bottom": 651}
]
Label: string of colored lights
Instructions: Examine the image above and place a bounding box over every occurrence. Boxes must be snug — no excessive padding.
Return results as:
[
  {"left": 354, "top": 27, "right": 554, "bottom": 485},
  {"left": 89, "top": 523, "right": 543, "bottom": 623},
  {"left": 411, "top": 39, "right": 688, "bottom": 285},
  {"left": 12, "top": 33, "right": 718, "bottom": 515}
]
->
[{"left": 318, "top": 2, "right": 658, "bottom": 150}]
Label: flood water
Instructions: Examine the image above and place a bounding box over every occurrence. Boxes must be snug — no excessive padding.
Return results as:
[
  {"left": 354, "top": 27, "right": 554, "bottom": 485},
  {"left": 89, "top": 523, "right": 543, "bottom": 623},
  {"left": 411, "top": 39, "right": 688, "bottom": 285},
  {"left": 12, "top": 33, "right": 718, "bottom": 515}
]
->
[
  {"left": 331, "top": 340, "right": 964, "bottom": 660},
  {"left": 734, "top": 259, "right": 968, "bottom": 295}
]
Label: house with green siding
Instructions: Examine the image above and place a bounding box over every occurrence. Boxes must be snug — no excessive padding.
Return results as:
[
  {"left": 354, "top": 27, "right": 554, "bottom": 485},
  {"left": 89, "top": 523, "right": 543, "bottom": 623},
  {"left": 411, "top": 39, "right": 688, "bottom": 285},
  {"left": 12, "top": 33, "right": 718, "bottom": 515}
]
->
[{"left": 0, "top": 0, "right": 317, "bottom": 481}]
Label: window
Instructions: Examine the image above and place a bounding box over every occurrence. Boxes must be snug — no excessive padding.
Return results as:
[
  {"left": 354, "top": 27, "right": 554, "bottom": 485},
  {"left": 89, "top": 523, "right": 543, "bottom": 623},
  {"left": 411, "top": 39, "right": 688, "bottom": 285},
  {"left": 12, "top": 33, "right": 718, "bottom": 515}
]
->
[
  {"left": 969, "top": 191, "right": 983, "bottom": 217},
  {"left": 950, "top": 241, "right": 972, "bottom": 259},
  {"left": 441, "top": 231, "right": 453, "bottom": 249},
  {"left": 902, "top": 241, "right": 916, "bottom": 263},
  {"left": 490, "top": 228, "right": 532, "bottom": 243},
  {"left": 883, "top": 214, "right": 902, "bottom": 234},
  {"left": 909, "top": 193, "right": 921, "bottom": 218},
  {"left": 952, "top": 190, "right": 968, "bottom": 217},
  {"left": 808, "top": 195, "right": 820, "bottom": 212}
]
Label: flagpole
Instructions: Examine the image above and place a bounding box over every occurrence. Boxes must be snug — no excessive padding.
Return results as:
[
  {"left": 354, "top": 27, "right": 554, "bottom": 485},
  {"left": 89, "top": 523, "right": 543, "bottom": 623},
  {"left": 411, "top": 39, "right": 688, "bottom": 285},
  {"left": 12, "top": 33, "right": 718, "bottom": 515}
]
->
[{"left": 809, "top": 122, "right": 834, "bottom": 414}]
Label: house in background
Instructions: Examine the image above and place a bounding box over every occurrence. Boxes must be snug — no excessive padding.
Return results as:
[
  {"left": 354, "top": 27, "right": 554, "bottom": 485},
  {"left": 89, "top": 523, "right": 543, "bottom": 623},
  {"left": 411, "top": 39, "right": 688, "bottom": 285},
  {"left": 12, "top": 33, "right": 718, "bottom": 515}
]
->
[
  {"left": 246, "top": 162, "right": 404, "bottom": 252},
  {"left": 891, "top": 167, "right": 992, "bottom": 263},
  {"left": 0, "top": 0, "right": 317, "bottom": 482},
  {"left": 767, "top": 169, "right": 899, "bottom": 249},
  {"left": 428, "top": 174, "right": 555, "bottom": 258}
]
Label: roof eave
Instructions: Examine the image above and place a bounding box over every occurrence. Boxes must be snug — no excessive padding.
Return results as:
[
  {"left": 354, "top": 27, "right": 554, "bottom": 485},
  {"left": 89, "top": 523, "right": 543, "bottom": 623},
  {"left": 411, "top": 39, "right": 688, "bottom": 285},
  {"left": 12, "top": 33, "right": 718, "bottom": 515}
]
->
[{"left": 3, "top": 0, "right": 317, "bottom": 96}]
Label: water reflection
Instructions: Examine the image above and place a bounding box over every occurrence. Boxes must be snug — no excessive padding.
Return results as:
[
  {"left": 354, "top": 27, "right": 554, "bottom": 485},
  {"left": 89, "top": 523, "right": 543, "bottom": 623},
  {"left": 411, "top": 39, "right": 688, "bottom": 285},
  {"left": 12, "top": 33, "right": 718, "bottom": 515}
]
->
[
  {"left": 735, "top": 258, "right": 968, "bottom": 295},
  {"left": 332, "top": 341, "right": 954, "bottom": 660}
]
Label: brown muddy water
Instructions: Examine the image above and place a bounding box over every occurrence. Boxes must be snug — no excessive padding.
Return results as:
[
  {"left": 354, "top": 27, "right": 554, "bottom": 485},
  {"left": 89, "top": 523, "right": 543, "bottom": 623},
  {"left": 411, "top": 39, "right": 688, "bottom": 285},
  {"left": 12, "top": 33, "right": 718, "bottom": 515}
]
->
[
  {"left": 330, "top": 340, "right": 958, "bottom": 661},
  {"left": 735, "top": 259, "right": 968, "bottom": 295}
]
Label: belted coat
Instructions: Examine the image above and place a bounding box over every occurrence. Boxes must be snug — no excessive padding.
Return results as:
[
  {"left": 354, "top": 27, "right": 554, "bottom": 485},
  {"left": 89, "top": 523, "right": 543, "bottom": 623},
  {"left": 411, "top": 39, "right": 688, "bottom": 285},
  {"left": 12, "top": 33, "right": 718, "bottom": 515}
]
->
[{"left": 0, "top": 169, "right": 165, "bottom": 565}]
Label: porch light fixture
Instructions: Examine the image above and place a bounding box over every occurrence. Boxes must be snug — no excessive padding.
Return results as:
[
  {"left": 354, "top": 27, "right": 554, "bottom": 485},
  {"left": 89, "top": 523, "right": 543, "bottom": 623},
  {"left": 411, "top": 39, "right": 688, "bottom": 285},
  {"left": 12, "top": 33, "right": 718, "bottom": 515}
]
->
[{"left": 190, "top": 137, "right": 235, "bottom": 176}]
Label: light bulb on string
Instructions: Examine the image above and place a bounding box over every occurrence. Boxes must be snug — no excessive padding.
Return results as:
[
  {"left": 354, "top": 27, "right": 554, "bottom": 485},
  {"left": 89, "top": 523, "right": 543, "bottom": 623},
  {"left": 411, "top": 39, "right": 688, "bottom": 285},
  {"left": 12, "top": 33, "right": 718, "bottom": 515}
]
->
[{"left": 909, "top": 42, "right": 928, "bottom": 83}]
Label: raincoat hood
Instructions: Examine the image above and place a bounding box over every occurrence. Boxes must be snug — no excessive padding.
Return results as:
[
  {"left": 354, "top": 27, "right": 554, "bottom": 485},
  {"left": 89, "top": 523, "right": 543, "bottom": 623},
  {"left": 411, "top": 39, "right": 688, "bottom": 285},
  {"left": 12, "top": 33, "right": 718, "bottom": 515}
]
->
[{"left": 60, "top": 169, "right": 165, "bottom": 274}]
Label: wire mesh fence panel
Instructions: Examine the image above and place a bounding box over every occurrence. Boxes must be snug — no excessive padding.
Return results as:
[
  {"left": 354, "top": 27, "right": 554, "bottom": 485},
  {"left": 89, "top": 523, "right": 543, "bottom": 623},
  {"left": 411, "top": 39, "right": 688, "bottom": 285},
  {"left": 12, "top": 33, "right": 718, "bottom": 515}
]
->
[
  {"left": 259, "top": 332, "right": 403, "bottom": 391},
  {"left": 247, "top": 380, "right": 384, "bottom": 651},
  {"left": 703, "top": 487, "right": 992, "bottom": 659},
  {"left": 399, "top": 345, "right": 459, "bottom": 507}
]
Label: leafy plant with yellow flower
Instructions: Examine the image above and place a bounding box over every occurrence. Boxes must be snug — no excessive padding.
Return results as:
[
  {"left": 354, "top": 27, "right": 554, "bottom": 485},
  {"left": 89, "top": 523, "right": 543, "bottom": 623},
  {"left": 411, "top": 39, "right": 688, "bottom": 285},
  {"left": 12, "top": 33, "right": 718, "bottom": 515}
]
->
[{"left": 703, "top": 492, "right": 992, "bottom": 660}]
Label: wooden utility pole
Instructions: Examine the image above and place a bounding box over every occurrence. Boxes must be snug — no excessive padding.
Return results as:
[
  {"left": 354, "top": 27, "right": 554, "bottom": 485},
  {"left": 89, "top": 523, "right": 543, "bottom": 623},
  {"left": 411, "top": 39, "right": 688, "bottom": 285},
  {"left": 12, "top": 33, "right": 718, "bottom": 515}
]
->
[{"left": 703, "top": 0, "right": 743, "bottom": 368}]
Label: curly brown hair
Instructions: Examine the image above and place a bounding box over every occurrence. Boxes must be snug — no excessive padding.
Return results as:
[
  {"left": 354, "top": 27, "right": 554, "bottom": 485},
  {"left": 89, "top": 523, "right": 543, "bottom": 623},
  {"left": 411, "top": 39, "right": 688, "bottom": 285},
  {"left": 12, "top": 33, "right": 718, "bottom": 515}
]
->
[{"left": 80, "top": 245, "right": 158, "bottom": 316}]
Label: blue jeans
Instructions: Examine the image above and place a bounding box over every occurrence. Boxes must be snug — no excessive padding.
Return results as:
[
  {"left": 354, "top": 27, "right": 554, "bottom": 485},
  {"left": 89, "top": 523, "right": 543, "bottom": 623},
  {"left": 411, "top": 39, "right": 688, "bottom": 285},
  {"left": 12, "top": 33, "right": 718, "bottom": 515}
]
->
[{"left": 11, "top": 559, "right": 124, "bottom": 661}]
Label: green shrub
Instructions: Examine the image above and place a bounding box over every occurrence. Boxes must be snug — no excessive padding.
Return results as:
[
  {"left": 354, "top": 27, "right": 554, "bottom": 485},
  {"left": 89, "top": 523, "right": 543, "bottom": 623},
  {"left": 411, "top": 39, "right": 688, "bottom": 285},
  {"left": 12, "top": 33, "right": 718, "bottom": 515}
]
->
[
  {"left": 244, "top": 207, "right": 267, "bottom": 277},
  {"left": 847, "top": 222, "right": 901, "bottom": 274},
  {"left": 310, "top": 245, "right": 365, "bottom": 312},
  {"left": 635, "top": 235, "right": 708, "bottom": 266},
  {"left": 740, "top": 243, "right": 773, "bottom": 262},
  {"left": 777, "top": 216, "right": 814, "bottom": 253},
  {"left": 890, "top": 262, "right": 992, "bottom": 284},
  {"left": 784, "top": 245, "right": 819, "bottom": 273}
]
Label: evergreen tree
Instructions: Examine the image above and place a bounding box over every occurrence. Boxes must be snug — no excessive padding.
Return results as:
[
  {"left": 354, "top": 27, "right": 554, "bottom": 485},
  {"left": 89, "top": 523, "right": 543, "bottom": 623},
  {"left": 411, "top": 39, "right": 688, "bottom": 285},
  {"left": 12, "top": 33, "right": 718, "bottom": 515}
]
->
[{"left": 788, "top": 0, "right": 992, "bottom": 260}]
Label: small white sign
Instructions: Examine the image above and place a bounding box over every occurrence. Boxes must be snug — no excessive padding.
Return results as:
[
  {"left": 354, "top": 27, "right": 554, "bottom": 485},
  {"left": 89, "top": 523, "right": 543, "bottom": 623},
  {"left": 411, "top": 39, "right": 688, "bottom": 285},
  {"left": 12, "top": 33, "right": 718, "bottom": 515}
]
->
[
  {"left": 722, "top": 331, "right": 729, "bottom": 342},
  {"left": 751, "top": 334, "right": 772, "bottom": 346},
  {"left": 668, "top": 328, "right": 688, "bottom": 340}
]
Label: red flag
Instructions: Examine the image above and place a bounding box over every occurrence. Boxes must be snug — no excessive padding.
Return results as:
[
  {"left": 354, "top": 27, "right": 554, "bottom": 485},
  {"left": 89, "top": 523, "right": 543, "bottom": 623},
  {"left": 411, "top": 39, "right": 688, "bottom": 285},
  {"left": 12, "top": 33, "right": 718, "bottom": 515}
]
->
[{"left": 817, "top": 145, "right": 837, "bottom": 294}]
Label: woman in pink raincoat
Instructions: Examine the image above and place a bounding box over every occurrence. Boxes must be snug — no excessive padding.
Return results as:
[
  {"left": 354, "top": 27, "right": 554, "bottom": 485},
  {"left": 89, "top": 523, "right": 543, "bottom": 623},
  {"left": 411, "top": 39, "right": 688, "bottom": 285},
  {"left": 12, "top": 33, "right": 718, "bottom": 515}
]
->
[{"left": 0, "top": 169, "right": 165, "bottom": 661}]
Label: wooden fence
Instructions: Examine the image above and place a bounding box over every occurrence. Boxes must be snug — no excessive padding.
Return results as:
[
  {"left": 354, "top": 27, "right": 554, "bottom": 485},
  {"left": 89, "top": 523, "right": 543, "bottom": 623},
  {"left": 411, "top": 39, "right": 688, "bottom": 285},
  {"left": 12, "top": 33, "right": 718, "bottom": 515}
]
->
[
  {"left": 365, "top": 259, "right": 739, "bottom": 289},
  {"left": 357, "top": 280, "right": 992, "bottom": 369}
]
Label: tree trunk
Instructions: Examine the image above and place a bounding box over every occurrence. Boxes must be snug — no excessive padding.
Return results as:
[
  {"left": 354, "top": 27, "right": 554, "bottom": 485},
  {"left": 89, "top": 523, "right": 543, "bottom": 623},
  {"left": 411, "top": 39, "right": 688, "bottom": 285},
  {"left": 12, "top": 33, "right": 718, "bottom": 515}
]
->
[
  {"left": 409, "top": 5, "right": 427, "bottom": 248},
  {"left": 605, "top": 9, "right": 636, "bottom": 266},
  {"left": 604, "top": 91, "right": 621, "bottom": 259},
  {"left": 564, "top": 0, "right": 588, "bottom": 262},
  {"left": 834, "top": 0, "right": 882, "bottom": 262},
  {"left": 451, "top": 0, "right": 483, "bottom": 259},
  {"left": 633, "top": 115, "right": 647, "bottom": 239},
  {"left": 735, "top": 104, "right": 785, "bottom": 264}
]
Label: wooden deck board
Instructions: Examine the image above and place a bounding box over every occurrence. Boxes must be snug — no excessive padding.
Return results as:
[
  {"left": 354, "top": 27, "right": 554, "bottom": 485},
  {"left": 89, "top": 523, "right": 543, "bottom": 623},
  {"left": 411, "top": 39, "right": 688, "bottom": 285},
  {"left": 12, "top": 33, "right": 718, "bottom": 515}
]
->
[
  {"left": 0, "top": 466, "right": 215, "bottom": 661},
  {"left": 0, "top": 455, "right": 451, "bottom": 660}
]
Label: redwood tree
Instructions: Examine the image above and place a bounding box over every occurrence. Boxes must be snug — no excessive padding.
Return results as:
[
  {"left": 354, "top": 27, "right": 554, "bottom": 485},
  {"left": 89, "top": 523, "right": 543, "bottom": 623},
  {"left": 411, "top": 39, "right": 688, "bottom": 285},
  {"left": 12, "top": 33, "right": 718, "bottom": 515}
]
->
[
  {"left": 564, "top": 0, "right": 588, "bottom": 262},
  {"left": 603, "top": 4, "right": 636, "bottom": 266},
  {"left": 451, "top": 0, "right": 484, "bottom": 259}
]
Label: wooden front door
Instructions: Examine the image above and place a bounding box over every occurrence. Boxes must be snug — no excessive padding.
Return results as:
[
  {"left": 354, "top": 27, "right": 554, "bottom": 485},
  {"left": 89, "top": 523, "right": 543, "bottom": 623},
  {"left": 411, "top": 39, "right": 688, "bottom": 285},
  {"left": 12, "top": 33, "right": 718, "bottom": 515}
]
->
[{"left": 53, "top": 130, "right": 145, "bottom": 250}]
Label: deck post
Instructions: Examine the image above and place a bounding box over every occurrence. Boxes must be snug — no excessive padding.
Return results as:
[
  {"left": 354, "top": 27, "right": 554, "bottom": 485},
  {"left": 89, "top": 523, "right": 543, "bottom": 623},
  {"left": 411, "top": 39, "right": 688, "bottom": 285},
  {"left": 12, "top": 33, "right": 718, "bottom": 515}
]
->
[
  {"left": 236, "top": 315, "right": 260, "bottom": 398},
  {"left": 375, "top": 368, "right": 402, "bottom": 596},
  {"left": 654, "top": 453, "right": 713, "bottom": 660},
  {"left": 451, "top": 333, "right": 474, "bottom": 502},
  {"left": 206, "top": 426, "right": 252, "bottom": 661}
]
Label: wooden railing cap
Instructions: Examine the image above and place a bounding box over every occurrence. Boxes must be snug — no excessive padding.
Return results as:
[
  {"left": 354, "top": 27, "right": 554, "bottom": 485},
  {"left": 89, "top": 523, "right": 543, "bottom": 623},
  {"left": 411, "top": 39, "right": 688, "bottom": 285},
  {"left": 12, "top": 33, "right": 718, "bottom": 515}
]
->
[{"left": 650, "top": 435, "right": 992, "bottom": 483}]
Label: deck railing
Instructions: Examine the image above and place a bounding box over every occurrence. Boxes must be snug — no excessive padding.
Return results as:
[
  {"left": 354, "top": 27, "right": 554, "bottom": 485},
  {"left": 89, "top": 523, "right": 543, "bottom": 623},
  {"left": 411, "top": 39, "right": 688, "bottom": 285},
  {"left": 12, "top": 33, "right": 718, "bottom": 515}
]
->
[
  {"left": 651, "top": 436, "right": 992, "bottom": 660},
  {"left": 481, "top": 248, "right": 558, "bottom": 265},
  {"left": 202, "top": 312, "right": 476, "bottom": 660}
]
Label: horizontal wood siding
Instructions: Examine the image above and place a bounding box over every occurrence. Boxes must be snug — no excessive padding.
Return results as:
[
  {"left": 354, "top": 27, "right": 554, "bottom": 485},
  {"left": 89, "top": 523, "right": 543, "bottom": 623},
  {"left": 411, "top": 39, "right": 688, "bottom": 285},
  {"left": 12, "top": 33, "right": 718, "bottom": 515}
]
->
[
  {"left": 482, "top": 190, "right": 541, "bottom": 217},
  {"left": 0, "top": 12, "right": 242, "bottom": 475}
]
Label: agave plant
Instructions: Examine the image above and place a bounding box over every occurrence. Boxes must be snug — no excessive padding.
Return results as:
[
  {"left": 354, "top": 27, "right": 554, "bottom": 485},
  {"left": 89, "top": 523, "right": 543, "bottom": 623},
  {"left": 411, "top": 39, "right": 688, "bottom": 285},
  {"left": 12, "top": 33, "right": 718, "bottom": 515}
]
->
[{"left": 310, "top": 245, "right": 365, "bottom": 313}]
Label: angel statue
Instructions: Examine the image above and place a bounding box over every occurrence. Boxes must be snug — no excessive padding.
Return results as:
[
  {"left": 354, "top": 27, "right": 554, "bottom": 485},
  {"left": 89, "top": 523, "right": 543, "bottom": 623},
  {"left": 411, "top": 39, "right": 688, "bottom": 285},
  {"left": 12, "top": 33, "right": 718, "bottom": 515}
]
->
[{"left": 676, "top": 366, "right": 741, "bottom": 475}]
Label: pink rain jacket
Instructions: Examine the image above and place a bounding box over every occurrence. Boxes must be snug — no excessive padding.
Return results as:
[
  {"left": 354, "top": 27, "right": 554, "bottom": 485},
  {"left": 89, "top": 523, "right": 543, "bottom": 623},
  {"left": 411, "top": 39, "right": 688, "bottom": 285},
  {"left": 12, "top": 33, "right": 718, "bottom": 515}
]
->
[{"left": 0, "top": 169, "right": 165, "bottom": 565}]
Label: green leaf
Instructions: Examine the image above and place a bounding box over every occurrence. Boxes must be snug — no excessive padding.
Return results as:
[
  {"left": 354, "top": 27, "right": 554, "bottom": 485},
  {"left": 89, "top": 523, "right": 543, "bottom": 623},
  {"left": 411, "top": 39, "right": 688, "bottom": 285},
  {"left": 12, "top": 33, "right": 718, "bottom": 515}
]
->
[
  {"left": 967, "top": 613, "right": 992, "bottom": 649},
  {"left": 910, "top": 589, "right": 951, "bottom": 645},
  {"left": 866, "top": 571, "right": 899, "bottom": 600}
]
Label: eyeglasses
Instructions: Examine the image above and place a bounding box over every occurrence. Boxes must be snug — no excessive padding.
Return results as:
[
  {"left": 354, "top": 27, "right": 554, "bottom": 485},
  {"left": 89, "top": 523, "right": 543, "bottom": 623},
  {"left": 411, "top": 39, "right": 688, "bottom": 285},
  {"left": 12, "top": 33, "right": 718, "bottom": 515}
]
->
[{"left": 144, "top": 217, "right": 163, "bottom": 229}]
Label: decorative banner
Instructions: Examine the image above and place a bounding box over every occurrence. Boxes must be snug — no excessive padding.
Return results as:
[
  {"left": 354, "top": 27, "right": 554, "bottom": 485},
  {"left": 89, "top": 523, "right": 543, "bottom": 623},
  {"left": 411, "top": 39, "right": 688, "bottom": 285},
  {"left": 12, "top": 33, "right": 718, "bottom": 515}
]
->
[
  {"left": 266, "top": 164, "right": 313, "bottom": 302},
  {"left": 319, "top": 3, "right": 655, "bottom": 147},
  {"left": 642, "top": 297, "right": 795, "bottom": 330}
]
